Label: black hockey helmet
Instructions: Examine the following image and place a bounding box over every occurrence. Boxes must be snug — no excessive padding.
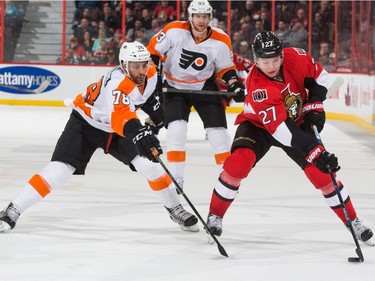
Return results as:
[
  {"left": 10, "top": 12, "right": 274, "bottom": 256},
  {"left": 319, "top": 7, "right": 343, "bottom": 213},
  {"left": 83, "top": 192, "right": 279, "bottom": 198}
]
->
[{"left": 252, "top": 31, "right": 283, "bottom": 59}]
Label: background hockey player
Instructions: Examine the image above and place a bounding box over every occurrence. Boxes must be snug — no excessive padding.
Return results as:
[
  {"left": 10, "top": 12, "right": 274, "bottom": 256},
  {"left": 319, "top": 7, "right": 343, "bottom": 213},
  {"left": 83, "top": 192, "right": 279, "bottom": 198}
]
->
[
  {"left": 206, "top": 31, "right": 373, "bottom": 246},
  {"left": 146, "top": 0, "right": 245, "bottom": 192},
  {"left": 0, "top": 41, "right": 198, "bottom": 233}
]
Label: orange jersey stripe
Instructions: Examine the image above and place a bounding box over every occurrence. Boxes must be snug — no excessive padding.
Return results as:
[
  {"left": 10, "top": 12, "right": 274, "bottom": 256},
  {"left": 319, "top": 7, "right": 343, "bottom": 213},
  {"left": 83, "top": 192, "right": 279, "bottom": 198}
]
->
[
  {"left": 215, "top": 152, "right": 230, "bottom": 165},
  {"left": 167, "top": 151, "right": 186, "bottom": 162},
  {"left": 148, "top": 173, "right": 173, "bottom": 191},
  {"left": 164, "top": 71, "right": 208, "bottom": 85},
  {"left": 29, "top": 174, "right": 51, "bottom": 198}
]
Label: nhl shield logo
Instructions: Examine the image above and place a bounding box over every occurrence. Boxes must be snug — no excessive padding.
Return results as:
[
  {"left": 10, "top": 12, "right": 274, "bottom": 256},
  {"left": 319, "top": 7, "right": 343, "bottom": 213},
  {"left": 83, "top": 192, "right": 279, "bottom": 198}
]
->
[{"left": 252, "top": 89, "right": 268, "bottom": 102}]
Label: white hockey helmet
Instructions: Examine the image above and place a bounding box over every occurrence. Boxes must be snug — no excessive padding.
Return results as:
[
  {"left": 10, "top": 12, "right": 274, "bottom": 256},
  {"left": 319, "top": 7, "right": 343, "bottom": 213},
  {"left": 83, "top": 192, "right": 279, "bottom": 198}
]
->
[
  {"left": 188, "top": 0, "right": 213, "bottom": 21},
  {"left": 119, "top": 41, "right": 151, "bottom": 71}
]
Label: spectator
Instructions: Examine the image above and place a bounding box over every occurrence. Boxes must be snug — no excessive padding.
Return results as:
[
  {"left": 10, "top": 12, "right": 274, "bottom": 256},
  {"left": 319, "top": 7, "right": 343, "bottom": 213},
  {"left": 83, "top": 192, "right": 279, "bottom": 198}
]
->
[
  {"left": 232, "top": 31, "right": 241, "bottom": 53},
  {"left": 73, "top": 18, "right": 94, "bottom": 44},
  {"left": 284, "top": 19, "right": 308, "bottom": 50},
  {"left": 229, "top": 8, "right": 241, "bottom": 37},
  {"left": 179, "top": 0, "right": 189, "bottom": 21},
  {"left": 153, "top": 1, "right": 175, "bottom": 22},
  {"left": 106, "top": 48, "right": 117, "bottom": 65},
  {"left": 145, "top": 18, "right": 162, "bottom": 42},
  {"left": 241, "top": 0, "right": 258, "bottom": 19},
  {"left": 91, "top": 20, "right": 111, "bottom": 40},
  {"left": 126, "top": 19, "right": 144, "bottom": 42},
  {"left": 69, "top": 36, "right": 86, "bottom": 60},
  {"left": 275, "top": 2, "right": 295, "bottom": 26},
  {"left": 274, "top": 20, "right": 289, "bottom": 42},
  {"left": 249, "top": 20, "right": 264, "bottom": 41},
  {"left": 290, "top": 8, "right": 308, "bottom": 31},
  {"left": 108, "top": 29, "right": 122, "bottom": 53},
  {"left": 157, "top": 11, "right": 168, "bottom": 28},
  {"left": 134, "top": 28, "right": 149, "bottom": 46},
  {"left": 324, "top": 52, "right": 336, "bottom": 72},
  {"left": 311, "top": 12, "right": 329, "bottom": 59},
  {"left": 81, "top": 31, "right": 93, "bottom": 53},
  {"left": 141, "top": 8, "right": 152, "bottom": 30},
  {"left": 318, "top": 42, "right": 330, "bottom": 66},
  {"left": 218, "top": 21, "right": 227, "bottom": 34},
  {"left": 92, "top": 29, "right": 109, "bottom": 52},
  {"left": 260, "top": 11, "right": 271, "bottom": 31},
  {"left": 125, "top": 7, "right": 135, "bottom": 33},
  {"left": 65, "top": 48, "right": 80, "bottom": 65},
  {"left": 238, "top": 23, "right": 252, "bottom": 44},
  {"left": 92, "top": 40, "right": 109, "bottom": 65},
  {"left": 98, "top": 4, "right": 120, "bottom": 35},
  {"left": 238, "top": 41, "right": 253, "bottom": 60}
]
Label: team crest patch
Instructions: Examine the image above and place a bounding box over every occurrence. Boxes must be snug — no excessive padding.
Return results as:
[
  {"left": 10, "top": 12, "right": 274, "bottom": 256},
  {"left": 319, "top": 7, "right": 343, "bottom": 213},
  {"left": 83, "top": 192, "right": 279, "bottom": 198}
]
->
[{"left": 252, "top": 89, "right": 268, "bottom": 102}]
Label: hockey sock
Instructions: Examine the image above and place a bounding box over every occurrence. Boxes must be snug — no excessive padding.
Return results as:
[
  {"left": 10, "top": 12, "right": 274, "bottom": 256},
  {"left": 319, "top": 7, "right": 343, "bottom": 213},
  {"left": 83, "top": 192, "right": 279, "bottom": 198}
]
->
[
  {"left": 166, "top": 120, "right": 188, "bottom": 181},
  {"left": 209, "top": 148, "right": 256, "bottom": 217},
  {"left": 205, "top": 127, "right": 230, "bottom": 166},
  {"left": 12, "top": 161, "right": 75, "bottom": 213},
  {"left": 304, "top": 164, "right": 357, "bottom": 223}
]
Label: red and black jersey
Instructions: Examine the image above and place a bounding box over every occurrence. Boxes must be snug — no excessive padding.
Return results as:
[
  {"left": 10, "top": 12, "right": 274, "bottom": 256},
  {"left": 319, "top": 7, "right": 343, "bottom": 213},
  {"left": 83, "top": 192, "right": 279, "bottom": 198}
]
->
[{"left": 236, "top": 47, "right": 332, "bottom": 146}]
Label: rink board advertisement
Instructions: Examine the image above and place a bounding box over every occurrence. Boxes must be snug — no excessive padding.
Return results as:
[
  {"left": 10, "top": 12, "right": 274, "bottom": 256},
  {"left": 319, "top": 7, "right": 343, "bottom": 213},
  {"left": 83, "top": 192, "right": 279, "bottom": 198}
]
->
[{"left": 0, "top": 64, "right": 374, "bottom": 128}]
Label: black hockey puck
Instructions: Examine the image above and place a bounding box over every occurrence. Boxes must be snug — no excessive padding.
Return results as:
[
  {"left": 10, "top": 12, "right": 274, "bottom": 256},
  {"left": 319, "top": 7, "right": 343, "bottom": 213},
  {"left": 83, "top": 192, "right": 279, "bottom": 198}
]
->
[{"left": 348, "top": 257, "right": 362, "bottom": 263}]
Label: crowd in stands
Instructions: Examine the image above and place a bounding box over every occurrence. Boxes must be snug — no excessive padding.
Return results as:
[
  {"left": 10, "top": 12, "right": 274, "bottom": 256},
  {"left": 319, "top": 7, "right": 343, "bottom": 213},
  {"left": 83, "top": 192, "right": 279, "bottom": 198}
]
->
[
  {"left": 3, "top": 0, "right": 28, "bottom": 61},
  {"left": 57, "top": 0, "right": 372, "bottom": 72}
]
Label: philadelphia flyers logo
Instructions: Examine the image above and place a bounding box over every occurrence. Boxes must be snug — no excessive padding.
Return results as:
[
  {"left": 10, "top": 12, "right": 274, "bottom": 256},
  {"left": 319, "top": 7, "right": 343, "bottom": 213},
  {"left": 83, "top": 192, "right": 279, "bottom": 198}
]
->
[{"left": 179, "top": 48, "right": 207, "bottom": 70}]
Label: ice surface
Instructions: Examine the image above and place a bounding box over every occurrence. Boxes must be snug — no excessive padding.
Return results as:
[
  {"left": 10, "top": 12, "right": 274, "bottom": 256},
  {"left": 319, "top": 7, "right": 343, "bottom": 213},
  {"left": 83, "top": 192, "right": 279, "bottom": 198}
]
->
[{"left": 0, "top": 105, "right": 374, "bottom": 281}]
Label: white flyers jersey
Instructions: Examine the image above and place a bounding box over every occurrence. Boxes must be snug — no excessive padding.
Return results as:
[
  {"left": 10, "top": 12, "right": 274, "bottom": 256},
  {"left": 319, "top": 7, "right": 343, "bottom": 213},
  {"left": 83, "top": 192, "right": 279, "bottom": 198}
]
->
[
  {"left": 64, "top": 64, "right": 157, "bottom": 136},
  {"left": 147, "top": 21, "right": 236, "bottom": 90}
]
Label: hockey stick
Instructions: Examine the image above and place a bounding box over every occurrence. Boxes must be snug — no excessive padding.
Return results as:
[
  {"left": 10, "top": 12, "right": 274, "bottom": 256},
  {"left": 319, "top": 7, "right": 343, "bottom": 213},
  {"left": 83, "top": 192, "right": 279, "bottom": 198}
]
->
[
  {"left": 327, "top": 76, "right": 344, "bottom": 98},
  {"left": 151, "top": 148, "right": 229, "bottom": 257},
  {"left": 162, "top": 87, "right": 237, "bottom": 97},
  {"left": 0, "top": 80, "right": 50, "bottom": 94},
  {"left": 312, "top": 125, "right": 364, "bottom": 263}
]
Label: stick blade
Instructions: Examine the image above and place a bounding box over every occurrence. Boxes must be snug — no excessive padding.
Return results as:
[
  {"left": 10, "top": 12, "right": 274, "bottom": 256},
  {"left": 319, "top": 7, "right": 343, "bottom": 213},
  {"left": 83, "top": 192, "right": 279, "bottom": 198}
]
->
[
  {"left": 218, "top": 244, "right": 229, "bottom": 257},
  {"left": 33, "top": 80, "right": 50, "bottom": 94},
  {"left": 327, "top": 77, "right": 344, "bottom": 97}
]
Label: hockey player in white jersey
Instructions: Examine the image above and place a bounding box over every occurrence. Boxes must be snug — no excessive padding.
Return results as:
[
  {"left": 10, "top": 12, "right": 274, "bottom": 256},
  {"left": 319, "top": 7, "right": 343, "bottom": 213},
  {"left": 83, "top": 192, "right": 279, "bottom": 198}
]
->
[
  {"left": 0, "top": 41, "right": 199, "bottom": 233},
  {"left": 147, "top": 0, "right": 245, "bottom": 192}
]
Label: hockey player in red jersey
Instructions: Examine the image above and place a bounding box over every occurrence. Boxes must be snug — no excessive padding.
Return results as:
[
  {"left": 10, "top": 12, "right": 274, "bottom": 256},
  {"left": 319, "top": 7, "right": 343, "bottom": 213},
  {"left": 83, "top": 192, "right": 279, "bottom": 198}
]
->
[
  {"left": 147, "top": 0, "right": 245, "bottom": 192},
  {"left": 0, "top": 41, "right": 199, "bottom": 233},
  {"left": 206, "top": 31, "right": 374, "bottom": 246}
]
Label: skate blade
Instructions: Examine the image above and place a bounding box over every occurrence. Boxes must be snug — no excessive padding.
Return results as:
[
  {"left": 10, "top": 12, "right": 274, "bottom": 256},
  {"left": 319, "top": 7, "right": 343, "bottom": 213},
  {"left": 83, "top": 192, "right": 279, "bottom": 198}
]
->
[
  {"left": 179, "top": 224, "right": 199, "bottom": 232},
  {"left": 363, "top": 239, "right": 375, "bottom": 247},
  {"left": 207, "top": 236, "right": 215, "bottom": 245},
  {"left": 0, "top": 221, "right": 11, "bottom": 232}
]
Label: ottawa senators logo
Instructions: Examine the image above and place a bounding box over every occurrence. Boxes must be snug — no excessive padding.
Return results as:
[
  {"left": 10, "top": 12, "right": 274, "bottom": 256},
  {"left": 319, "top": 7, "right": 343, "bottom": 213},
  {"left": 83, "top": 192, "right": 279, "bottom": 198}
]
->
[
  {"left": 179, "top": 48, "right": 207, "bottom": 70},
  {"left": 282, "top": 84, "right": 303, "bottom": 120}
]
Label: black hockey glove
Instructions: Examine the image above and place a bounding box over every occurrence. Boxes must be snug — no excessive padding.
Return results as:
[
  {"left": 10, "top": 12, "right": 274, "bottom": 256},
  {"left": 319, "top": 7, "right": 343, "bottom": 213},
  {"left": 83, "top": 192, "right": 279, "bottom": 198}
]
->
[
  {"left": 305, "top": 144, "right": 340, "bottom": 174},
  {"left": 302, "top": 97, "right": 326, "bottom": 133},
  {"left": 145, "top": 117, "right": 162, "bottom": 135},
  {"left": 228, "top": 81, "right": 245, "bottom": 103},
  {"left": 132, "top": 126, "right": 163, "bottom": 161},
  {"left": 142, "top": 95, "right": 164, "bottom": 133}
]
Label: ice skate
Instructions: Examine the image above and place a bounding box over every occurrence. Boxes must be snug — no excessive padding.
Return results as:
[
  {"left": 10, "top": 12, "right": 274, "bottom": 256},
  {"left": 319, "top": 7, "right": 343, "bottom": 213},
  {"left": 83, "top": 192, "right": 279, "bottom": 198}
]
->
[
  {"left": 0, "top": 203, "right": 20, "bottom": 232},
  {"left": 351, "top": 218, "right": 374, "bottom": 246},
  {"left": 165, "top": 204, "right": 199, "bottom": 232},
  {"left": 206, "top": 213, "right": 223, "bottom": 236}
]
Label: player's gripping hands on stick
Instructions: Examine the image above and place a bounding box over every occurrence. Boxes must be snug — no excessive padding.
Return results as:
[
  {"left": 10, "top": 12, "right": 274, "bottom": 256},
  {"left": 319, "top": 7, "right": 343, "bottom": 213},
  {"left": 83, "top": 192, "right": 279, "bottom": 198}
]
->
[
  {"left": 305, "top": 144, "right": 340, "bottom": 173},
  {"left": 228, "top": 80, "right": 246, "bottom": 102},
  {"left": 302, "top": 96, "right": 326, "bottom": 133},
  {"left": 133, "top": 125, "right": 163, "bottom": 162}
]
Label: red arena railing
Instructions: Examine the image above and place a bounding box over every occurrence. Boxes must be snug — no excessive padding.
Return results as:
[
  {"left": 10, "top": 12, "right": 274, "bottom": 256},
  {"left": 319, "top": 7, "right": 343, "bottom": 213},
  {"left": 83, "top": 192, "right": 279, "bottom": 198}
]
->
[{"left": 0, "top": 0, "right": 374, "bottom": 74}]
